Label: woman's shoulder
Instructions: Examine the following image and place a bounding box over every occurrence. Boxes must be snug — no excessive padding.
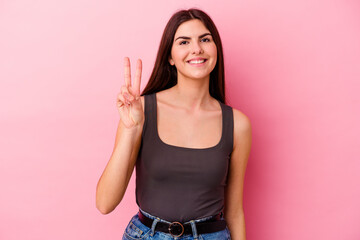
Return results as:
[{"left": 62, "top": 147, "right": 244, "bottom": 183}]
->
[
  {"left": 222, "top": 101, "right": 250, "bottom": 125},
  {"left": 232, "top": 107, "right": 251, "bottom": 129},
  {"left": 231, "top": 106, "right": 252, "bottom": 149}
]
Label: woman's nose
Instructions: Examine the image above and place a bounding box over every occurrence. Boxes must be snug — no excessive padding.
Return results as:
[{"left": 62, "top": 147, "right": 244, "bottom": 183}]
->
[{"left": 191, "top": 42, "right": 204, "bottom": 54}]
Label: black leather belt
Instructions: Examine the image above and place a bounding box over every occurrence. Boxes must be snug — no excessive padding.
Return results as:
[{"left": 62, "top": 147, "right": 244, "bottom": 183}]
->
[{"left": 138, "top": 211, "right": 227, "bottom": 237}]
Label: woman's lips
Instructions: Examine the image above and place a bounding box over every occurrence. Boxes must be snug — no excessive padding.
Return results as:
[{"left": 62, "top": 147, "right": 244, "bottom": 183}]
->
[{"left": 187, "top": 59, "right": 207, "bottom": 66}]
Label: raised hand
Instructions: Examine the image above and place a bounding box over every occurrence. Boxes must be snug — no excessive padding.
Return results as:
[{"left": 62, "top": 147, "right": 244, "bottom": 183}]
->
[{"left": 116, "top": 57, "right": 144, "bottom": 129}]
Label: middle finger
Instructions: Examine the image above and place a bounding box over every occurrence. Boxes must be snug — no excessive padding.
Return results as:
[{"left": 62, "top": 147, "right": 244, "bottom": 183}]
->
[{"left": 124, "top": 57, "right": 131, "bottom": 88}]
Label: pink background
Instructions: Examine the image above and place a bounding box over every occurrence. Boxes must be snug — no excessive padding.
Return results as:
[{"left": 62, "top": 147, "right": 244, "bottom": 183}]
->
[{"left": 1, "top": 0, "right": 359, "bottom": 239}]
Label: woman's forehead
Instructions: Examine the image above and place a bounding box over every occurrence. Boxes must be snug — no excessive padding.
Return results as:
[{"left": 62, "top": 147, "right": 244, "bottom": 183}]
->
[{"left": 174, "top": 19, "right": 210, "bottom": 38}]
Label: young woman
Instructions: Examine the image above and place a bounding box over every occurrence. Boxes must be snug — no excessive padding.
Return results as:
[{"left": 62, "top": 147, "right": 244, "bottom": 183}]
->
[{"left": 96, "top": 8, "right": 252, "bottom": 240}]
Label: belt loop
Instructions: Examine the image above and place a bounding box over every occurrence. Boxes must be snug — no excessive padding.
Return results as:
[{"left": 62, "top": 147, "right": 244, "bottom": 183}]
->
[
  {"left": 189, "top": 220, "right": 199, "bottom": 240},
  {"left": 150, "top": 217, "right": 160, "bottom": 237}
]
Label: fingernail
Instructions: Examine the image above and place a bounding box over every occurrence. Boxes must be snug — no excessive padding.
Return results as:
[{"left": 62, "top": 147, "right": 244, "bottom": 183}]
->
[{"left": 124, "top": 92, "right": 133, "bottom": 100}]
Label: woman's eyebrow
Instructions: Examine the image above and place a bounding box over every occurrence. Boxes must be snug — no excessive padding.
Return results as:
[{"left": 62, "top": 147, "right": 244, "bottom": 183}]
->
[{"left": 174, "top": 33, "right": 212, "bottom": 41}]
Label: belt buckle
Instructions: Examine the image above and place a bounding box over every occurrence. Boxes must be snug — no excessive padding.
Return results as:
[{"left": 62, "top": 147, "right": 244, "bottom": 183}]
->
[{"left": 168, "top": 221, "right": 184, "bottom": 237}]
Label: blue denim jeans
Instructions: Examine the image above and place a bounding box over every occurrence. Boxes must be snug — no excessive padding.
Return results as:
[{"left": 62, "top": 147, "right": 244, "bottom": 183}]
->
[{"left": 122, "top": 208, "right": 231, "bottom": 240}]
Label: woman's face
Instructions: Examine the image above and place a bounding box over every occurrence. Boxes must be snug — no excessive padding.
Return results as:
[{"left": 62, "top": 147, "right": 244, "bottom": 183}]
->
[{"left": 169, "top": 19, "right": 217, "bottom": 81}]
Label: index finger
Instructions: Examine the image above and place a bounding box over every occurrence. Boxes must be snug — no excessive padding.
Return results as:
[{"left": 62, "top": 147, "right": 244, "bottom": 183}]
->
[
  {"left": 124, "top": 57, "right": 131, "bottom": 87},
  {"left": 131, "top": 59, "right": 142, "bottom": 96}
]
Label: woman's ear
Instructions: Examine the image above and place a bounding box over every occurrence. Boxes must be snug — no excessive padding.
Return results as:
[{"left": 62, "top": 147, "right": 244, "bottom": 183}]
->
[{"left": 168, "top": 57, "right": 174, "bottom": 66}]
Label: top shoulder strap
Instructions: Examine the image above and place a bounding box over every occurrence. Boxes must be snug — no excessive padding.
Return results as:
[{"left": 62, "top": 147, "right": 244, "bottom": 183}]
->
[
  {"left": 141, "top": 93, "right": 156, "bottom": 138},
  {"left": 219, "top": 102, "right": 234, "bottom": 152}
]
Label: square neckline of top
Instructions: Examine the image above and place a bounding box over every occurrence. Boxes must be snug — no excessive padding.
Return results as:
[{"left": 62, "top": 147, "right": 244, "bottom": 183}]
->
[{"left": 153, "top": 92, "right": 224, "bottom": 151}]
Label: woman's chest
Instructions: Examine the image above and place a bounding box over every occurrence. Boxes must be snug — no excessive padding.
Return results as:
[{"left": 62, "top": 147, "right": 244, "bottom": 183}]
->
[{"left": 157, "top": 107, "right": 223, "bottom": 149}]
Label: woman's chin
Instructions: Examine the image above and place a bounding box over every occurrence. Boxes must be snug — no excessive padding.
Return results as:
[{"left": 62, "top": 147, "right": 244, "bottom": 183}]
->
[{"left": 178, "top": 71, "right": 211, "bottom": 81}]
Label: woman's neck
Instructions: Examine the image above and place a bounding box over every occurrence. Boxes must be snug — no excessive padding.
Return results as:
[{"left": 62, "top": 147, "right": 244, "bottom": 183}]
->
[{"left": 168, "top": 75, "right": 212, "bottom": 111}]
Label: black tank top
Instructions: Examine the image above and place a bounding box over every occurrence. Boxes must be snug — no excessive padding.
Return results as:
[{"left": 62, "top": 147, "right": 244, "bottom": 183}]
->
[{"left": 135, "top": 92, "right": 234, "bottom": 222}]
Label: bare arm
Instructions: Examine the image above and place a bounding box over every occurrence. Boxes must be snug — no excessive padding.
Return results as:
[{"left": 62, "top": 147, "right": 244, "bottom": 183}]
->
[
  {"left": 224, "top": 108, "right": 252, "bottom": 240},
  {"left": 96, "top": 57, "right": 144, "bottom": 214},
  {"left": 96, "top": 116, "right": 143, "bottom": 214}
]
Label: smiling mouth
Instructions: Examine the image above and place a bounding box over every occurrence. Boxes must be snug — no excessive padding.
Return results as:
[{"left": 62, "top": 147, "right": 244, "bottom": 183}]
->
[{"left": 187, "top": 59, "right": 207, "bottom": 64}]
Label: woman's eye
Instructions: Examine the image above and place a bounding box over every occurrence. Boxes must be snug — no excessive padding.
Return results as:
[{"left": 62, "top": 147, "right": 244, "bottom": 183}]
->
[
  {"left": 201, "top": 38, "right": 211, "bottom": 42},
  {"left": 179, "top": 41, "right": 188, "bottom": 45}
]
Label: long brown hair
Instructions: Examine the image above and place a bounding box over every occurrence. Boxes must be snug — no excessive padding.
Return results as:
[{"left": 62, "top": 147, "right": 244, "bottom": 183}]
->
[{"left": 140, "top": 8, "right": 226, "bottom": 104}]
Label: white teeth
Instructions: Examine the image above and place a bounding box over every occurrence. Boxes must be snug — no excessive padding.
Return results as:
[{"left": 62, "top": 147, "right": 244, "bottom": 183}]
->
[{"left": 189, "top": 59, "right": 205, "bottom": 64}]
